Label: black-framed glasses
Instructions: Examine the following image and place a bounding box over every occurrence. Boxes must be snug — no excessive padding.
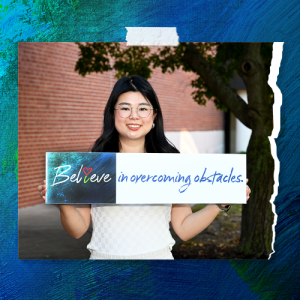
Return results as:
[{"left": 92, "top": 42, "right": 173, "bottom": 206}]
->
[{"left": 114, "top": 103, "right": 154, "bottom": 118}]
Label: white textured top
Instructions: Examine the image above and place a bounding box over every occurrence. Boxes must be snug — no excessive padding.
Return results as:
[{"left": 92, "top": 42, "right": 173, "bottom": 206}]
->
[{"left": 87, "top": 204, "right": 175, "bottom": 256}]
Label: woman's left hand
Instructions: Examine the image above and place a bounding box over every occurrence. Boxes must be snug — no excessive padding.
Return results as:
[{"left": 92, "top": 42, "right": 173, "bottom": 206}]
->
[{"left": 246, "top": 178, "right": 251, "bottom": 201}]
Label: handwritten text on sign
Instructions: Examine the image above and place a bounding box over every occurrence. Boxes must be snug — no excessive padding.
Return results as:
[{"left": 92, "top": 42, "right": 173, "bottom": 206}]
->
[{"left": 46, "top": 153, "right": 246, "bottom": 204}]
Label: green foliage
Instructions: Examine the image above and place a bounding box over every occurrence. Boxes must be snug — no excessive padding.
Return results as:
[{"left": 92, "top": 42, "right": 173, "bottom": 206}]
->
[
  {"left": 75, "top": 42, "right": 120, "bottom": 76},
  {"left": 194, "top": 43, "right": 241, "bottom": 111},
  {"left": 114, "top": 46, "right": 153, "bottom": 79},
  {"left": 75, "top": 42, "right": 273, "bottom": 111}
]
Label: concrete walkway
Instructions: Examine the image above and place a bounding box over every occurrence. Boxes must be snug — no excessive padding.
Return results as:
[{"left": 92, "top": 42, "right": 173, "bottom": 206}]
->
[{"left": 19, "top": 204, "right": 92, "bottom": 259}]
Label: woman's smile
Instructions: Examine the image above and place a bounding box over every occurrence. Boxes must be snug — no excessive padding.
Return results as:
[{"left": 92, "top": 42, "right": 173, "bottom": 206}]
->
[{"left": 127, "top": 123, "right": 142, "bottom": 131}]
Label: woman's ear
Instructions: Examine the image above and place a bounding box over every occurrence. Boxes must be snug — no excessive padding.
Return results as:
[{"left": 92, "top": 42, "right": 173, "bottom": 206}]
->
[{"left": 153, "top": 111, "right": 157, "bottom": 121}]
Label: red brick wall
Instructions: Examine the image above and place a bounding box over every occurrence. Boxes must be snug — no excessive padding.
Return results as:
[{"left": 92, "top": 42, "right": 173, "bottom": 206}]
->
[
  {"left": 18, "top": 42, "right": 224, "bottom": 208},
  {"left": 149, "top": 67, "right": 223, "bottom": 132}
]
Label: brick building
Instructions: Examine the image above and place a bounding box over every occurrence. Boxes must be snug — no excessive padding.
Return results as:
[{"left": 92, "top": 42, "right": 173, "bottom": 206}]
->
[{"left": 18, "top": 42, "right": 225, "bottom": 208}]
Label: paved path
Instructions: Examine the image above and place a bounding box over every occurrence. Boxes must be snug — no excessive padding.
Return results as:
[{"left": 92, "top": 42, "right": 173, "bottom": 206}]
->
[{"left": 19, "top": 204, "right": 92, "bottom": 259}]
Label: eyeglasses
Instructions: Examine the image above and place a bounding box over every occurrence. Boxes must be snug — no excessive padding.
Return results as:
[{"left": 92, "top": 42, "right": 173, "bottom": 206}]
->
[{"left": 114, "top": 103, "right": 154, "bottom": 118}]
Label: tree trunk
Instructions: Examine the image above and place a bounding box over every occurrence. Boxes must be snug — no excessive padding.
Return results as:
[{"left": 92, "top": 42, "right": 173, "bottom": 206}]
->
[
  {"left": 183, "top": 43, "right": 275, "bottom": 257},
  {"left": 237, "top": 43, "right": 274, "bottom": 258},
  {"left": 239, "top": 132, "right": 274, "bottom": 258}
]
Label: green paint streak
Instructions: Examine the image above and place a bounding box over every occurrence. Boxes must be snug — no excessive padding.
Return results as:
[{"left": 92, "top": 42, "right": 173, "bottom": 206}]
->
[
  {"left": 229, "top": 260, "right": 279, "bottom": 299},
  {"left": 84, "top": 176, "right": 90, "bottom": 183},
  {"left": 14, "top": 149, "right": 18, "bottom": 181},
  {"left": 2, "top": 143, "right": 18, "bottom": 181},
  {"left": 0, "top": 4, "right": 8, "bottom": 20}
]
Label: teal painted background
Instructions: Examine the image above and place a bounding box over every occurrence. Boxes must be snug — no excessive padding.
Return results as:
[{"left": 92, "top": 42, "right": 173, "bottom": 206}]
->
[{"left": 1, "top": 0, "right": 300, "bottom": 298}]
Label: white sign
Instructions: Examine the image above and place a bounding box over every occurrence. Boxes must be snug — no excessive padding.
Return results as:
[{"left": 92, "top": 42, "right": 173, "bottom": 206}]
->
[
  {"left": 116, "top": 153, "right": 246, "bottom": 204},
  {"left": 46, "top": 153, "right": 246, "bottom": 204}
]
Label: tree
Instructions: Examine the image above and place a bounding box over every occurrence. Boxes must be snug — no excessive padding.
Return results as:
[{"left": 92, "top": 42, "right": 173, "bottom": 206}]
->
[{"left": 75, "top": 42, "right": 274, "bottom": 258}]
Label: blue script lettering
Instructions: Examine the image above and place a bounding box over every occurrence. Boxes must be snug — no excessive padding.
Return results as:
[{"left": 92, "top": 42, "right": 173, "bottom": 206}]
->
[
  {"left": 236, "top": 175, "right": 243, "bottom": 182},
  {"left": 118, "top": 172, "right": 128, "bottom": 182},
  {"left": 200, "top": 168, "right": 207, "bottom": 182},
  {"left": 164, "top": 175, "right": 175, "bottom": 183},
  {"left": 228, "top": 168, "right": 233, "bottom": 183},
  {"left": 179, "top": 175, "right": 191, "bottom": 193}
]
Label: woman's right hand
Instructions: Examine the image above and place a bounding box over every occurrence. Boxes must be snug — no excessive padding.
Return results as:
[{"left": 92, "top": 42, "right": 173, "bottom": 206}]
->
[
  {"left": 37, "top": 180, "right": 46, "bottom": 201},
  {"left": 37, "top": 179, "right": 91, "bottom": 238}
]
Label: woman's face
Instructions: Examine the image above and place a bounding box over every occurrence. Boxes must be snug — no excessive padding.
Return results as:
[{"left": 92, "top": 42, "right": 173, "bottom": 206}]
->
[{"left": 114, "top": 91, "right": 156, "bottom": 144}]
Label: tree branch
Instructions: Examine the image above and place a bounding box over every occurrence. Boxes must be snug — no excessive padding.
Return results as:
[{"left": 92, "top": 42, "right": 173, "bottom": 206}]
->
[
  {"left": 182, "top": 43, "right": 252, "bottom": 129},
  {"left": 238, "top": 43, "right": 273, "bottom": 135}
]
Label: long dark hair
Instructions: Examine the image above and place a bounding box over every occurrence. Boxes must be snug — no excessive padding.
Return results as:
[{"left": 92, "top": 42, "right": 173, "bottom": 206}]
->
[{"left": 91, "top": 75, "right": 179, "bottom": 153}]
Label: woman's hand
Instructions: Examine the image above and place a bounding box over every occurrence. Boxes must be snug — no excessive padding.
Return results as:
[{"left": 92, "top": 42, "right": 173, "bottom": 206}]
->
[
  {"left": 37, "top": 180, "right": 47, "bottom": 201},
  {"left": 246, "top": 178, "right": 251, "bottom": 201},
  {"left": 37, "top": 179, "right": 91, "bottom": 239}
]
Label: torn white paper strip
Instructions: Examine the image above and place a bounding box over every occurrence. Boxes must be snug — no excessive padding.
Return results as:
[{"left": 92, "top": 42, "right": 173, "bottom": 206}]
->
[
  {"left": 126, "top": 27, "right": 179, "bottom": 46},
  {"left": 268, "top": 42, "right": 284, "bottom": 260}
]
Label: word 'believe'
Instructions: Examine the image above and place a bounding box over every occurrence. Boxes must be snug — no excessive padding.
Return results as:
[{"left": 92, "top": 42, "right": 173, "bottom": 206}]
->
[
  {"left": 118, "top": 168, "right": 243, "bottom": 193},
  {"left": 51, "top": 165, "right": 111, "bottom": 187}
]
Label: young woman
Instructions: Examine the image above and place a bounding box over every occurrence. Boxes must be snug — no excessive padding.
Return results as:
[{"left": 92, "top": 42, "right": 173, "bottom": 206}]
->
[{"left": 38, "top": 75, "right": 251, "bottom": 259}]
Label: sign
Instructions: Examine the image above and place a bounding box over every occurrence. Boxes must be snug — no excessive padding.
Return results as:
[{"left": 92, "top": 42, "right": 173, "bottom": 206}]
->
[{"left": 46, "top": 152, "right": 246, "bottom": 204}]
